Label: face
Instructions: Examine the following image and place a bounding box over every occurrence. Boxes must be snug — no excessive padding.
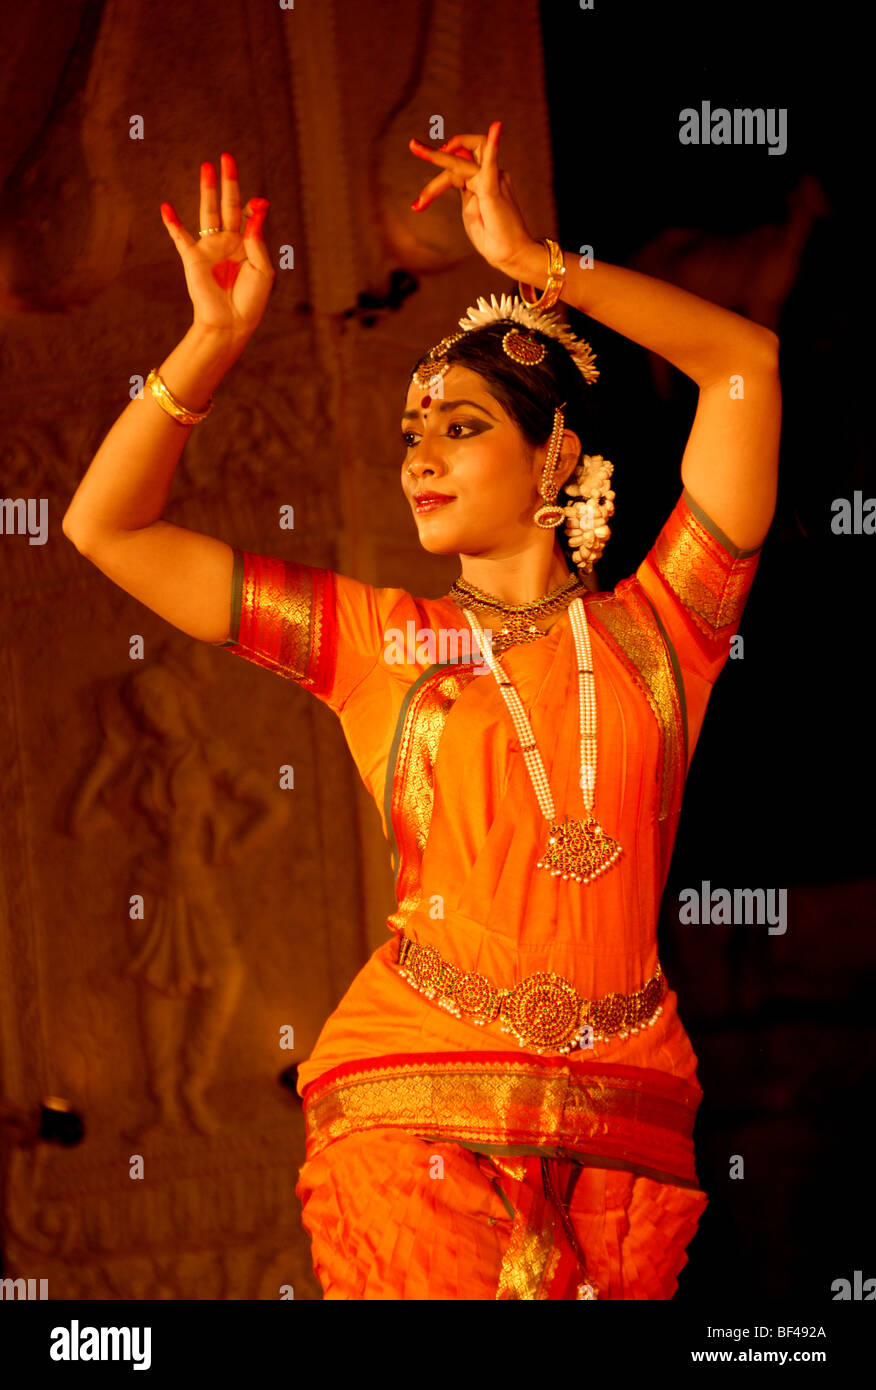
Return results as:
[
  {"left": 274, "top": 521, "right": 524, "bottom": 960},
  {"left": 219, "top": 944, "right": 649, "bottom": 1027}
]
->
[{"left": 400, "top": 365, "right": 575, "bottom": 559}]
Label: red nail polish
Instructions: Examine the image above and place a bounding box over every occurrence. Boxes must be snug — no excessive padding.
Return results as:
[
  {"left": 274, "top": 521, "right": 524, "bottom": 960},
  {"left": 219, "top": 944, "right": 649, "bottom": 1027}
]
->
[
  {"left": 221, "top": 153, "right": 237, "bottom": 179},
  {"left": 201, "top": 162, "right": 216, "bottom": 187},
  {"left": 160, "top": 202, "right": 179, "bottom": 224}
]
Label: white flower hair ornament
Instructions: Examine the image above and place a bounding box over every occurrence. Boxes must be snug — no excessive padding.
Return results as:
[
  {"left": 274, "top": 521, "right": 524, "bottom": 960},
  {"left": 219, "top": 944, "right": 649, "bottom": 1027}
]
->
[
  {"left": 563, "top": 453, "right": 615, "bottom": 575},
  {"left": 458, "top": 292, "right": 599, "bottom": 385},
  {"left": 411, "top": 294, "right": 613, "bottom": 576}
]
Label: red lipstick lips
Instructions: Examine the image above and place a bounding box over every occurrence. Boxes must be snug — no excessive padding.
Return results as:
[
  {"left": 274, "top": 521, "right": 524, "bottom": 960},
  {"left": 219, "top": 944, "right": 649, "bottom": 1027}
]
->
[{"left": 414, "top": 491, "right": 455, "bottom": 512}]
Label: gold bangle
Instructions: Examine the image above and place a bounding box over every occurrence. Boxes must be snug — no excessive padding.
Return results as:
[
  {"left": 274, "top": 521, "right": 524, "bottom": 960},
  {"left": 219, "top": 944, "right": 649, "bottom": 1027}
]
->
[
  {"left": 518, "top": 237, "right": 566, "bottom": 312},
  {"left": 145, "top": 367, "right": 213, "bottom": 426}
]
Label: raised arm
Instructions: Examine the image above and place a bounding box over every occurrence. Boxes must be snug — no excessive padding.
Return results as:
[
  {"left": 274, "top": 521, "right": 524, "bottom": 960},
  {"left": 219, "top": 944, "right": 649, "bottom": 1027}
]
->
[
  {"left": 409, "top": 123, "right": 782, "bottom": 554},
  {"left": 62, "top": 153, "right": 274, "bottom": 643},
  {"left": 504, "top": 244, "right": 781, "bottom": 554}
]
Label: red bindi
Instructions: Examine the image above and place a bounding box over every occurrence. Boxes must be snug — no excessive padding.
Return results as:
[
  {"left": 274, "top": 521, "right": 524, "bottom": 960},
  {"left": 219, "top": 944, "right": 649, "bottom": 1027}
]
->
[{"left": 421, "top": 395, "right": 431, "bottom": 408}]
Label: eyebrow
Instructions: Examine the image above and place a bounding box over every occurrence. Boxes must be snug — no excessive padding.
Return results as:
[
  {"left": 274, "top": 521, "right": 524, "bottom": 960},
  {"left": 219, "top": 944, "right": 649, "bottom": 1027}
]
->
[{"left": 401, "top": 398, "right": 500, "bottom": 422}]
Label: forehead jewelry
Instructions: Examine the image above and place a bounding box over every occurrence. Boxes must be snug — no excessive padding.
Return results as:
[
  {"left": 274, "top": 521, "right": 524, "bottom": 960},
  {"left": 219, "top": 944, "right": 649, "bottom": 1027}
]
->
[
  {"left": 412, "top": 332, "right": 466, "bottom": 390},
  {"left": 413, "top": 294, "right": 599, "bottom": 390}
]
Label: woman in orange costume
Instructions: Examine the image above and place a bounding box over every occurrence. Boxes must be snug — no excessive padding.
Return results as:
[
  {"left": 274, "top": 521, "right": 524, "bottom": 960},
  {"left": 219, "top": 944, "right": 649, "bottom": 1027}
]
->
[
  {"left": 209, "top": 124, "right": 781, "bottom": 1300},
  {"left": 65, "top": 133, "right": 781, "bottom": 1299}
]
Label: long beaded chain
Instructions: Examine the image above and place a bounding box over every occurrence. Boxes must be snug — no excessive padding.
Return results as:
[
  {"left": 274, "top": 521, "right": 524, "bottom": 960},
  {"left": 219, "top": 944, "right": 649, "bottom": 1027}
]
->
[{"left": 464, "top": 596, "right": 623, "bottom": 884}]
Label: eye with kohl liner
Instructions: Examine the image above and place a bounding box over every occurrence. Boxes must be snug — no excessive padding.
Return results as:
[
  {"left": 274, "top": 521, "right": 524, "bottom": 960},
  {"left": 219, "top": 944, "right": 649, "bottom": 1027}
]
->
[{"left": 400, "top": 420, "right": 488, "bottom": 448}]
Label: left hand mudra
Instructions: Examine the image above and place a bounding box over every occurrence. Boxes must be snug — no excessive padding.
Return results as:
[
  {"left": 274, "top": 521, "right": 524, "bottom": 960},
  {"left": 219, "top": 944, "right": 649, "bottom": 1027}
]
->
[{"left": 409, "top": 121, "right": 536, "bottom": 277}]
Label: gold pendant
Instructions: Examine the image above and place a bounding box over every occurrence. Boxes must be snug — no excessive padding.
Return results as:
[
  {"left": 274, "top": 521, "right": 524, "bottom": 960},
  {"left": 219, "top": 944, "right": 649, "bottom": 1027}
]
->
[
  {"left": 535, "top": 814, "right": 622, "bottom": 883},
  {"left": 496, "top": 623, "right": 542, "bottom": 651}
]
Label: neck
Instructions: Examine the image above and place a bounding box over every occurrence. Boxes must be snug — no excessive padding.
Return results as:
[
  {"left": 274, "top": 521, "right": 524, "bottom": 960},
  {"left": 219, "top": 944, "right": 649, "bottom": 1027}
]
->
[{"left": 457, "top": 543, "right": 573, "bottom": 606}]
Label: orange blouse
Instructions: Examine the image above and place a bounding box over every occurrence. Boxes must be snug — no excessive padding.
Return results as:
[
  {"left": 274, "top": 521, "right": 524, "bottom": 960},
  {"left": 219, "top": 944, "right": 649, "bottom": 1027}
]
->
[{"left": 213, "top": 486, "right": 761, "bottom": 1176}]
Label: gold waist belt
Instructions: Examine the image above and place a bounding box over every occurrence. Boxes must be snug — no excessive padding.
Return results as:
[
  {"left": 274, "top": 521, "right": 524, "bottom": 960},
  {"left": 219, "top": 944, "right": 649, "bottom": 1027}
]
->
[{"left": 396, "top": 936, "right": 665, "bottom": 1055}]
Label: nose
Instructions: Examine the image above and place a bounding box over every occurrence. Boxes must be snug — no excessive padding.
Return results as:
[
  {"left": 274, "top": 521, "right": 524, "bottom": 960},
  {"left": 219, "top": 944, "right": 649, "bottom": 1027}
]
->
[{"left": 405, "top": 434, "right": 448, "bottom": 484}]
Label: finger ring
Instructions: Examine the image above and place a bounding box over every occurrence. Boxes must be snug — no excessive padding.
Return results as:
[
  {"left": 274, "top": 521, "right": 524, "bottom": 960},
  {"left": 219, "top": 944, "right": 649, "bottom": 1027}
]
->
[{"left": 199, "top": 226, "right": 222, "bottom": 236}]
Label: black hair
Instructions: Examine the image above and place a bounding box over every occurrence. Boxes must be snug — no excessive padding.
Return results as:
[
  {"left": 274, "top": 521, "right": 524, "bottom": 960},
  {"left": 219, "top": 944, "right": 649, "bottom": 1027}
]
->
[{"left": 408, "top": 321, "right": 596, "bottom": 577}]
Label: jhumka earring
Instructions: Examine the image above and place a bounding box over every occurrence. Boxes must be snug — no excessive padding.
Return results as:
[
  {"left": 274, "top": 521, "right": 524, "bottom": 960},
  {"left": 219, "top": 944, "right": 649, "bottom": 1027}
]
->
[{"left": 532, "top": 405, "right": 568, "bottom": 528}]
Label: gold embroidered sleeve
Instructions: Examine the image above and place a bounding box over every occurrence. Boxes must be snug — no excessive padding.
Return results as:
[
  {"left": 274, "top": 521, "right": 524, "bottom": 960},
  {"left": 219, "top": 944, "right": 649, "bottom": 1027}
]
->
[
  {"left": 645, "top": 488, "right": 762, "bottom": 643},
  {"left": 210, "top": 548, "right": 338, "bottom": 700},
  {"left": 210, "top": 548, "right": 411, "bottom": 714}
]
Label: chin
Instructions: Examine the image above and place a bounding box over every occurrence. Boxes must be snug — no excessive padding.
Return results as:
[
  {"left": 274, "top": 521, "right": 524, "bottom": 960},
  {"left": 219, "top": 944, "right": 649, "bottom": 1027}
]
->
[
  {"left": 416, "top": 533, "right": 461, "bottom": 556},
  {"left": 412, "top": 509, "right": 464, "bottom": 552}
]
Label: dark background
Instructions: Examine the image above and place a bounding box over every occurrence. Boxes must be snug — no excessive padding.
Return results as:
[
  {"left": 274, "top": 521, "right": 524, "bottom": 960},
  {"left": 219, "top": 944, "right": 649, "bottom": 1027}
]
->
[{"left": 541, "top": 0, "right": 872, "bottom": 1300}]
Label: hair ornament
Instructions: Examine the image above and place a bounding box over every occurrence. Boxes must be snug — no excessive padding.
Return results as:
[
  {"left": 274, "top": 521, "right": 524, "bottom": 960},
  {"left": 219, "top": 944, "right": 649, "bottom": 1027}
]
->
[
  {"left": 458, "top": 293, "right": 598, "bottom": 385},
  {"left": 563, "top": 454, "right": 616, "bottom": 573},
  {"left": 411, "top": 331, "right": 467, "bottom": 389},
  {"left": 502, "top": 328, "right": 546, "bottom": 366}
]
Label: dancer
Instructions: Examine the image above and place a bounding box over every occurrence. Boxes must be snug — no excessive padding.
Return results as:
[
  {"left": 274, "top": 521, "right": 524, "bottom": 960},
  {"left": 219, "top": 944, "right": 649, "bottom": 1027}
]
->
[{"left": 62, "top": 129, "right": 781, "bottom": 1298}]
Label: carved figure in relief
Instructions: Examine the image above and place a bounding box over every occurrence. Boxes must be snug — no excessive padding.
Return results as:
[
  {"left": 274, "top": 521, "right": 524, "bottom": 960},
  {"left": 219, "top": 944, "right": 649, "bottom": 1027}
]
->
[{"left": 68, "top": 645, "right": 287, "bottom": 1137}]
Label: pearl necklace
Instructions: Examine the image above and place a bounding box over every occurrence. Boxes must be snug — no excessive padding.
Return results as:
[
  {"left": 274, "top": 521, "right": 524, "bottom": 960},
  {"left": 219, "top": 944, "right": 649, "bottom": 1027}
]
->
[{"left": 463, "top": 596, "right": 623, "bottom": 884}]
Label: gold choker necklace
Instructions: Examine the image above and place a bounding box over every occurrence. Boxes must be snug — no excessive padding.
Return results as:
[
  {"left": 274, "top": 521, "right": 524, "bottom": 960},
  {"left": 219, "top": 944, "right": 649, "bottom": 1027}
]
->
[{"left": 448, "top": 573, "right": 584, "bottom": 656}]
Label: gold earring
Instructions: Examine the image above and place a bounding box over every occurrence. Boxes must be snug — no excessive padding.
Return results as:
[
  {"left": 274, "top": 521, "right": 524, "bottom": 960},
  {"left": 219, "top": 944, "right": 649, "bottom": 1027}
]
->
[{"left": 533, "top": 406, "right": 567, "bottom": 528}]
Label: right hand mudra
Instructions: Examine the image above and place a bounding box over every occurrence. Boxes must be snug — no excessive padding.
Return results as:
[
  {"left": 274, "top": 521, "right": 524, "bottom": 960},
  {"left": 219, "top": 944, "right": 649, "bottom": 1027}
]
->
[{"left": 160, "top": 152, "right": 275, "bottom": 340}]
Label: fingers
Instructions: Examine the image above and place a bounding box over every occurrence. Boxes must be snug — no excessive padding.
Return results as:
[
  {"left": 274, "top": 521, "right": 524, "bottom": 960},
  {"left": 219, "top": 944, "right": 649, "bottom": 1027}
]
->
[
  {"left": 411, "top": 169, "right": 455, "bottom": 210},
  {"left": 440, "top": 140, "right": 475, "bottom": 160},
  {"left": 199, "top": 162, "right": 220, "bottom": 234},
  {"left": 241, "top": 197, "right": 274, "bottom": 276},
  {"left": 198, "top": 156, "right": 242, "bottom": 235},
  {"left": 480, "top": 121, "right": 502, "bottom": 196},
  {"left": 408, "top": 139, "right": 480, "bottom": 181},
  {"left": 220, "top": 152, "right": 242, "bottom": 233},
  {"left": 409, "top": 123, "right": 502, "bottom": 208},
  {"left": 159, "top": 202, "right": 198, "bottom": 250},
  {"left": 445, "top": 123, "right": 501, "bottom": 195},
  {"left": 437, "top": 133, "right": 486, "bottom": 155}
]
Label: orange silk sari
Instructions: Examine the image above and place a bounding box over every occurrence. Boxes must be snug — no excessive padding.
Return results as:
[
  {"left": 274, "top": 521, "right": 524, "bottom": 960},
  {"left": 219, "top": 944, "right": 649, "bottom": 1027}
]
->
[{"left": 213, "top": 487, "right": 762, "bottom": 1299}]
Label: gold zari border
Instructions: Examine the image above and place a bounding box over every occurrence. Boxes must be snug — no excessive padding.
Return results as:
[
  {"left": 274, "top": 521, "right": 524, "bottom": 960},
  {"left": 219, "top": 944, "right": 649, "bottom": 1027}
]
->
[
  {"left": 586, "top": 582, "right": 686, "bottom": 821},
  {"left": 302, "top": 1054, "right": 701, "bottom": 1186},
  {"left": 651, "top": 497, "right": 761, "bottom": 639}
]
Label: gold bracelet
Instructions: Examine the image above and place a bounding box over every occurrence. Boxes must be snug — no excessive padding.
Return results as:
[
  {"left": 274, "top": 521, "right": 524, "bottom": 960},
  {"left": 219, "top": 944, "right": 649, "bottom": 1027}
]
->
[
  {"left": 518, "top": 237, "right": 566, "bottom": 312},
  {"left": 145, "top": 367, "right": 213, "bottom": 426}
]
